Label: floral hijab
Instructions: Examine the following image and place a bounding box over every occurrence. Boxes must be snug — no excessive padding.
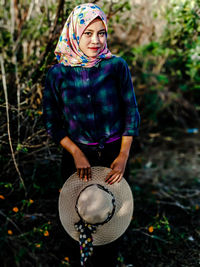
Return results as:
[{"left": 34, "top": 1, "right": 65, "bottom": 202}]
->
[{"left": 54, "top": 3, "right": 113, "bottom": 68}]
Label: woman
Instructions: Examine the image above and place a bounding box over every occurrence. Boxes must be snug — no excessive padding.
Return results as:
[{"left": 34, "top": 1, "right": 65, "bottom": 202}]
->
[{"left": 43, "top": 3, "right": 140, "bottom": 266}]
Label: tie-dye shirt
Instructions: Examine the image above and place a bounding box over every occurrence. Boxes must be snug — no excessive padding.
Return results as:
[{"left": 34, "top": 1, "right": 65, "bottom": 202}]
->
[{"left": 43, "top": 56, "right": 140, "bottom": 145}]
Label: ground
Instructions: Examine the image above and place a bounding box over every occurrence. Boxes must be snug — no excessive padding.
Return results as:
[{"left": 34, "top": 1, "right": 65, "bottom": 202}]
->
[
  {"left": 121, "top": 133, "right": 200, "bottom": 267},
  {"left": 1, "top": 132, "right": 200, "bottom": 267}
]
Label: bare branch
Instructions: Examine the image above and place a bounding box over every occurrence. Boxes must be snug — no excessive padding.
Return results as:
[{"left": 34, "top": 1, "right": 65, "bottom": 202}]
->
[
  {"left": 0, "top": 54, "right": 27, "bottom": 194},
  {"left": 107, "top": 2, "right": 127, "bottom": 20},
  {"left": 29, "top": 0, "right": 65, "bottom": 79},
  {"left": 0, "top": 210, "right": 22, "bottom": 234}
]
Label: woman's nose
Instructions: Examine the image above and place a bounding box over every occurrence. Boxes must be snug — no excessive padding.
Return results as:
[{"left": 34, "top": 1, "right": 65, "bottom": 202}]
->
[{"left": 91, "top": 34, "right": 99, "bottom": 43}]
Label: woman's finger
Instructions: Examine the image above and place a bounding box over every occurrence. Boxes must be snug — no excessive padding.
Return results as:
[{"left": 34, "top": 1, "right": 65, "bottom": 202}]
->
[
  {"left": 107, "top": 175, "right": 119, "bottom": 185},
  {"left": 105, "top": 170, "right": 116, "bottom": 182},
  {"left": 84, "top": 168, "right": 88, "bottom": 181},
  {"left": 77, "top": 167, "right": 91, "bottom": 181},
  {"left": 84, "top": 167, "right": 91, "bottom": 181},
  {"left": 87, "top": 167, "right": 92, "bottom": 180},
  {"left": 106, "top": 171, "right": 120, "bottom": 184},
  {"left": 110, "top": 173, "right": 123, "bottom": 184},
  {"left": 117, "top": 173, "right": 123, "bottom": 183},
  {"left": 80, "top": 168, "right": 84, "bottom": 180}
]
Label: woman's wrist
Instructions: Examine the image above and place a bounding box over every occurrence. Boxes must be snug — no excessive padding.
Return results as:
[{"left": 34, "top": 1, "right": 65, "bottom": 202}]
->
[
  {"left": 119, "top": 151, "right": 129, "bottom": 159},
  {"left": 119, "top": 136, "right": 133, "bottom": 159},
  {"left": 72, "top": 147, "right": 83, "bottom": 157}
]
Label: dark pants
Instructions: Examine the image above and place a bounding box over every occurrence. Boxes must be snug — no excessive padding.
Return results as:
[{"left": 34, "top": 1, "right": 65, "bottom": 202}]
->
[{"left": 60, "top": 139, "right": 130, "bottom": 267}]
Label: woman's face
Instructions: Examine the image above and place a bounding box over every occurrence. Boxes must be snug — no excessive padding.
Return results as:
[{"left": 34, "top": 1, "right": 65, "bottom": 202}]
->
[{"left": 79, "top": 18, "right": 106, "bottom": 58}]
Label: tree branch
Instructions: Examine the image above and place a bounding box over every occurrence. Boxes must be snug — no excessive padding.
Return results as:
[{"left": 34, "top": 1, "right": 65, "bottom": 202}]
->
[{"left": 0, "top": 54, "right": 27, "bottom": 195}]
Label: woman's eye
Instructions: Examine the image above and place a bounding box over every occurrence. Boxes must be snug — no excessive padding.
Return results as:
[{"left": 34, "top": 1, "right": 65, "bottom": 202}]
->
[
  {"left": 84, "top": 32, "right": 92, "bottom": 36},
  {"left": 99, "top": 32, "right": 105, "bottom": 36}
]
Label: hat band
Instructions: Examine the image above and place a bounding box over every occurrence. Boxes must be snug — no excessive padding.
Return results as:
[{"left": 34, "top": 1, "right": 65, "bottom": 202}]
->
[{"left": 74, "top": 184, "right": 116, "bottom": 266}]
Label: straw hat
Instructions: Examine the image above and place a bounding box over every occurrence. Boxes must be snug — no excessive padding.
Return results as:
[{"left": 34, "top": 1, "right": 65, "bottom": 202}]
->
[{"left": 59, "top": 166, "right": 134, "bottom": 246}]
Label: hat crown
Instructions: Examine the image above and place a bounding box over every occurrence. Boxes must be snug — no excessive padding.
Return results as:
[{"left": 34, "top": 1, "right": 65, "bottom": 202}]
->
[{"left": 77, "top": 184, "right": 113, "bottom": 224}]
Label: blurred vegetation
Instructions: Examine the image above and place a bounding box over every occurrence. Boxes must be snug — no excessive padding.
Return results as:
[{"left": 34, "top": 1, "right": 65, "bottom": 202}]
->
[{"left": 0, "top": 0, "right": 200, "bottom": 266}]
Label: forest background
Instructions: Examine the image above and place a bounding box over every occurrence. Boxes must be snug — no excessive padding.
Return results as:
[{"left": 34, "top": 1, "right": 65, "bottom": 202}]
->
[{"left": 0, "top": 0, "right": 200, "bottom": 266}]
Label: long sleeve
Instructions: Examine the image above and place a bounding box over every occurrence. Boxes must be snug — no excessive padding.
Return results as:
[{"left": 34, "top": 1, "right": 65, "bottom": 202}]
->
[
  {"left": 42, "top": 66, "right": 67, "bottom": 144},
  {"left": 118, "top": 58, "right": 140, "bottom": 136}
]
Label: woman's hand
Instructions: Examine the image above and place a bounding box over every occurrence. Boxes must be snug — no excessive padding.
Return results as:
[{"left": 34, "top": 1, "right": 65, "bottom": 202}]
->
[
  {"left": 105, "top": 136, "right": 133, "bottom": 185},
  {"left": 60, "top": 136, "right": 91, "bottom": 181},
  {"left": 73, "top": 149, "right": 91, "bottom": 181},
  {"left": 105, "top": 152, "right": 128, "bottom": 185}
]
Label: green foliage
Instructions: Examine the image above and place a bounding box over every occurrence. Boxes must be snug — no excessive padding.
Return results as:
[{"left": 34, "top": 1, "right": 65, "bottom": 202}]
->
[
  {"left": 117, "top": 0, "right": 200, "bottom": 127},
  {"left": 163, "top": 0, "right": 200, "bottom": 88},
  {"left": 16, "top": 144, "right": 28, "bottom": 153}
]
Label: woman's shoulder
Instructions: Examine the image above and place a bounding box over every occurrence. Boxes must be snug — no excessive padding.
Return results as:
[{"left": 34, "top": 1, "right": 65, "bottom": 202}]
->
[
  {"left": 103, "top": 56, "right": 128, "bottom": 73},
  {"left": 105, "top": 55, "right": 128, "bottom": 68},
  {"left": 46, "top": 63, "right": 66, "bottom": 76},
  {"left": 111, "top": 55, "right": 127, "bottom": 63}
]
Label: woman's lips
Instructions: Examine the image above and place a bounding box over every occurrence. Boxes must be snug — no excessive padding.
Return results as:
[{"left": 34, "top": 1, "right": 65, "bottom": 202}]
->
[{"left": 88, "top": 47, "right": 100, "bottom": 50}]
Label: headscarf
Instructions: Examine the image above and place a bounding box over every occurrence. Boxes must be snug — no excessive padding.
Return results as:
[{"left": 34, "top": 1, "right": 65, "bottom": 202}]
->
[{"left": 54, "top": 3, "right": 113, "bottom": 68}]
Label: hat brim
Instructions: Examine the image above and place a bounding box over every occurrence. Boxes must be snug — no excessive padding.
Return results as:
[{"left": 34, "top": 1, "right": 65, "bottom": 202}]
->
[{"left": 58, "top": 166, "right": 134, "bottom": 245}]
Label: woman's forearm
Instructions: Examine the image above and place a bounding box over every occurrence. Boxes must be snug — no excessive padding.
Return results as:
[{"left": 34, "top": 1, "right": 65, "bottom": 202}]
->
[
  {"left": 60, "top": 136, "right": 91, "bottom": 181},
  {"left": 60, "top": 136, "right": 81, "bottom": 156},
  {"left": 119, "top": 136, "right": 133, "bottom": 158},
  {"left": 60, "top": 135, "right": 133, "bottom": 158},
  {"left": 105, "top": 136, "right": 133, "bottom": 184}
]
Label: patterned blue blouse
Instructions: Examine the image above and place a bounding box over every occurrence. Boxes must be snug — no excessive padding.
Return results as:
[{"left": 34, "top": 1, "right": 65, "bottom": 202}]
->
[{"left": 43, "top": 56, "right": 140, "bottom": 145}]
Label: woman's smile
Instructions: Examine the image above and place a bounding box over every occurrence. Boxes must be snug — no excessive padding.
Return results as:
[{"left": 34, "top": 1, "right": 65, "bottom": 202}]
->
[{"left": 88, "top": 47, "right": 100, "bottom": 49}]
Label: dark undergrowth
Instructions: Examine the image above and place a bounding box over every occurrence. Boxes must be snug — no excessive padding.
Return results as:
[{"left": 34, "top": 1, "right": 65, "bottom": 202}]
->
[{"left": 1, "top": 131, "right": 200, "bottom": 267}]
